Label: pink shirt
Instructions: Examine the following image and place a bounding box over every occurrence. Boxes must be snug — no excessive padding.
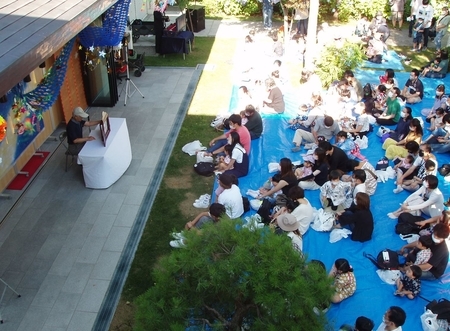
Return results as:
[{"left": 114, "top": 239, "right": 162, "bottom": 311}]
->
[{"left": 226, "top": 126, "right": 251, "bottom": 154}]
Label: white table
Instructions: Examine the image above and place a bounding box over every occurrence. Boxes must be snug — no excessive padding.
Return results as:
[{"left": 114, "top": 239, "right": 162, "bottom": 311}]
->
[{"left": 78, "top": 118, "right": 132, "bottom": 189}]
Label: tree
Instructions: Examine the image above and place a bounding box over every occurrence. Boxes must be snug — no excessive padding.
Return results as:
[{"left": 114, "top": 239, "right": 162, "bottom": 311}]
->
[{"left": 135, "top": 219, "right": 333, "bottom": 331}]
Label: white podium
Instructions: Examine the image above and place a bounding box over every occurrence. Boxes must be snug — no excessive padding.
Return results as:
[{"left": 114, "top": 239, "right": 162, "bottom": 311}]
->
[{"left": 78, "top": 118, "right": 132, "bottom": 189}]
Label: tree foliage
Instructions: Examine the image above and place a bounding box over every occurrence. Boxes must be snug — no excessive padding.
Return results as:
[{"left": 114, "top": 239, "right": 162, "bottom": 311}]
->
[
  {"left": 315, "top": 41, "right": 365, "bottom": 88},
  {"left": 135, "top": 219, "right": 333, "bottom": 331}
]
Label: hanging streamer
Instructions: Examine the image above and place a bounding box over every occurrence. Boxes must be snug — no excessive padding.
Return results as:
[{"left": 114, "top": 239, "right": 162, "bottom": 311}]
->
[{"left": 78, "top": 0, "right": 133, "bottom": 48}]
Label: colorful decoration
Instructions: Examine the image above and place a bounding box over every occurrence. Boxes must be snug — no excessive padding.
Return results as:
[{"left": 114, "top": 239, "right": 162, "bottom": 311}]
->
[
  {"left": 78, "top": 0, "right": 132, "bottom": 47},
  {"left": 0, "top": 116, "right": 7, "bottom": 143},
  {"left": 81, "top": 45, "right": 111, "bottom": 71}
]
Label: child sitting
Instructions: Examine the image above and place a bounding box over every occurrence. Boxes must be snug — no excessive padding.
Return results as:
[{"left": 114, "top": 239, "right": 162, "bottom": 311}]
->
[
  {"left": 294, "top": 154, "right": 314, "bottom": 180},
  {"left": 401, "top": 159, "right": 436, "bottom": 192},
  {"left": 215, "top": 145, "right": 234, "bottom": 173},
  {"left": 412, "top": 17, "right": 424, "bottom": 52},
  {"left": 239, "top": 110, "right": 248, "bottom": 126},
  {"left": 320, "top": 170, "right": 352, "bottom": 211},
  {"left": 393, "top": 154, "right": 414, "bottom": 172},
  {"left": 336, "top": 131, "right": 366, "bottom": 161},
  {"left": 426, "top": 107, "right": 445, "bottom": 132},
  {"left": 247, "top": 174, "right": 283, "bottom": 202},
  {"left": 288, "top": 104, "right": 309, "bottom": 130},
  {"left": 394, "top": 265, "right": 422, "bottom": 299},
  {"left": 401, "top": 235, "right": 433, "bottom": 267},
  {"left": 329, "top": 258, "right": 356, "bottom": 303},
  {"left": 374, "top": 84, "right": 387, "bottom": 112}
]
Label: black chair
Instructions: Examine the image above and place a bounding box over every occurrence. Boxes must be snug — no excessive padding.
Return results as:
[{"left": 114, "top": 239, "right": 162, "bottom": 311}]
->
[{"left": 59, "top": 131, "right": 77, "bottom": 172}]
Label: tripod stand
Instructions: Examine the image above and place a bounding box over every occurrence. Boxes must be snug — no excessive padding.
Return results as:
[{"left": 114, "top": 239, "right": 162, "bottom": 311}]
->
[
  {"left": 118, "top": 43, "right": 144, "bottom": 106},
  {"left": 0, "top": 278, "right": 21, "bottom": 323}
]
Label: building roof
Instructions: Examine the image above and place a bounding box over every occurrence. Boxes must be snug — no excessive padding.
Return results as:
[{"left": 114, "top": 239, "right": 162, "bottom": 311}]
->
[{"left": 0, "top": 0, "right": 118, "bottom": 96}]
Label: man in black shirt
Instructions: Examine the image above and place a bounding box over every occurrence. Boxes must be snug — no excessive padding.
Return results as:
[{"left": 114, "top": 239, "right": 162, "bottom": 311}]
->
[
  {"left": 402, "top": 69, "right": 424, "bottom": 104},
  {"left": 66, "top": 107, "right": 101, "bottom": 155},
  {"left": 244, "top": 105, "right": 263, "bottom": 140},
  {"left": 319, "top": 141, "right": 350, "bottom": 174}
]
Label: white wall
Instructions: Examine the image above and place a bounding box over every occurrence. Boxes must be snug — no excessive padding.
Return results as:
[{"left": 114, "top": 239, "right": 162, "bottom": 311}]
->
[{"left": 128, "top": 0, "right": 155, "bottom": 21}]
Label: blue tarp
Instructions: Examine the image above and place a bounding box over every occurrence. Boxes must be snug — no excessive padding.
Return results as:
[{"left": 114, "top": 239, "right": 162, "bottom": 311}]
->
[
  {"left": 219, "top": 70, "right": 450, "bottom": 330},
  {"left": 360, "top": 50, "right": 405, "bottom": 71}
]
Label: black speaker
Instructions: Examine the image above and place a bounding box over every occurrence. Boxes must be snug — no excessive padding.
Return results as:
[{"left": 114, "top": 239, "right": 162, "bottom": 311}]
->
[{"left": 188, "top": 6, "right": 205, "bottom": 32}]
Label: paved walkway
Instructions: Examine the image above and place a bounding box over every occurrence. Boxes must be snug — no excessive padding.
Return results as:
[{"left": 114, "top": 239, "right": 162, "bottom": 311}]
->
[{"left": 0, "top": 17, "right": 417, "bottom": 331}]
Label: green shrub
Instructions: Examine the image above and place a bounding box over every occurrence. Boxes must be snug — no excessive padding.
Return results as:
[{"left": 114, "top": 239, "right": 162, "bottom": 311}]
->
[
  {"left": 315, "top": 41, "right": 365, "bottom": 88},
  {"left": 202, "top": 0, "right": 261, "bottom": 16},
  {"left": 135, "top": 219, "right": 333, "bottom": 330}
]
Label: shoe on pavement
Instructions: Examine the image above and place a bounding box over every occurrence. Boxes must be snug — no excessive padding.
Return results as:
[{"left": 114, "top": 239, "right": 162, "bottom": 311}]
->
[
  {"left": 193, "top": 200, "right": 209, "bottom": 208},
  {"left": 387, "top": 213, "right": 397, "bottom": 219},
  {"left": 170, "top": 239, "right": 186, "bottom": 248}
]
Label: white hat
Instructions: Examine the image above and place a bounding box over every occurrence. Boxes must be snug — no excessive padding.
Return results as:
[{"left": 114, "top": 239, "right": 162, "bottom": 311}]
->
[
  {"left": 276, "top": 214, "right": 299, "bottom": 232},
  {"left": 73, "top": 107, "right": 89, "bottom": 119}
]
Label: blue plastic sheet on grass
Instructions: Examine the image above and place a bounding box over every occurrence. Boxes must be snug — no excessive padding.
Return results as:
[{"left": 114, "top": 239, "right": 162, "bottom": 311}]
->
[
  {"left": 360, "top": 50, "right": 405, "bottom": 71},
  {"left": 211, "top": 71, "right": 450, "bottom": 330}
]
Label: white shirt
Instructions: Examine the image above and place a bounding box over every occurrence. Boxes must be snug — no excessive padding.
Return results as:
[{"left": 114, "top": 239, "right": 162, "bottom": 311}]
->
[
  {"left": 290, "top": 199, "right": 314, "bottom": 235},
  {"left": 231, "top": 143, "right": 244, "bottom": 164},
  {"left": 218, "top": 184, "right": 244, "bottom": 219},
  {"left": 376, "top": 323, "right": 402, "bottom": 331},
  {"left": 405, "top": 186, "right": 444, "bottom": 217},
  {"left": 353, "top": 183, "right": 366, "bottom": 197},
  {"left": 417, "top": 4, "right": 435, "bottom": 28}
]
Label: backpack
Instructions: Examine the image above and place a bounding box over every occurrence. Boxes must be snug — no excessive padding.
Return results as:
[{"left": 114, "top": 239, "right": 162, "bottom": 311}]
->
[
  {"left": 438, "top": 164, "right": 450, "bottom": 177},
  {"left": 193, "top": 162, "right": 215, "bottom": 177},
  {"left": 426, "top": 299, "right": 450, "bottom": 322},
  {"left": 363, "top": 249, "right": 399, "bottom": 270},
  {"left": 395, "top": 222, "right": 422, "bottom": 235}
]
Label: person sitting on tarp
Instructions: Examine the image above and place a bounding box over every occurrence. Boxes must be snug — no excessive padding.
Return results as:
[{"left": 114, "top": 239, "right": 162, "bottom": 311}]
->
[
  {"left": 66, "top": 107, "right": 101, "bottom": 155},
  {"left": 243, "top": 105, "right": 263, "bottom": 140}
]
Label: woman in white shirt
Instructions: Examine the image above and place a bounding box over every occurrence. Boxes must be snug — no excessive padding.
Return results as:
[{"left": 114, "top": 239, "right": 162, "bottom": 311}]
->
[{"left": 388, "top": 175, "right": 444, "bottom": 219}]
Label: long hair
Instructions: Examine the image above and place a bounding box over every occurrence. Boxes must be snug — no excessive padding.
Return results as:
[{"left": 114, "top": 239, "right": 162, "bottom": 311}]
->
[{"left": 279, "top": 158, "right": 294, "bottom": 178}]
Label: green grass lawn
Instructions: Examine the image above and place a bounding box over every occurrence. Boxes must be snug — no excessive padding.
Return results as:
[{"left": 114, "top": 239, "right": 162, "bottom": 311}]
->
[
  {"left": 391, "top": 46, "right": 436, "bottom": 72},
  {"left": 143, "top": 37, "right": 215, "bottom": 67}
]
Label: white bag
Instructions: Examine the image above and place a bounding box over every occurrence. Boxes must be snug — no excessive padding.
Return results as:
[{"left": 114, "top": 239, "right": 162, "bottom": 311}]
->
[
  {"left": 311, "top": 208, "right": 335, "bottom": 232},
  {"left": 329, "top": 228, "right": 352, "bottom": 243},
  {"left": 376, "top": 269, "right": 401, "bottom": 285},
  {"left": 250, "top": 199, "right": 262, "bottom": 211},
  {"left": 399, "top": 233, "right": 420, "bottom": 244},
  {"left": 376, "top": 126, "right": 390, "bottom": 138},
  {"left": 268, "top": 162, "right": 281, "bottom": 173},
  {"left": 354, "top": 135, "right": 368, "bottom": 149},
  {"left": 421, "top": 309, "right": 439, "bottom": 331},
  {"left": 196, "top": 152, "right": 213, "bottom": 163},
  {"left": 182, "top": 140, "right": 206, "bottom": 156}
]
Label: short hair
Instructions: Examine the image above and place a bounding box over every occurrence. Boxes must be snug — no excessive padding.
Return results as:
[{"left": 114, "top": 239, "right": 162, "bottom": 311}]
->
[
  {"left": 228, "top": 114, "right": 242, "bottom": 126},
  {"left": 245, "top": 104, "right": 256, "bottom": 115},
  {"left": 405, "top": 155, "right": 414, "bottom": 164},
  {"left": 344, "top": 70, "right": 354, "bottom": 78},
  {"left": 218, "top": 173, "right": 233, "bottom": 188},
  {"left": 378, "top": 84, "right": 387, "bottom": 93},
  {"left": 443, "top": 114, "right": 450, "bottom": 124},
  {"left": 436, "top": 84, "right": 445, "bottom": 92},
  {"left": 433, "top": 223, "right": 450, "bottom": 239},
  {"left": 355, "top": 192, "right": 370, "bottom": 209},
  {"left": 410, "top": 265, "right": 422, "bottom": 278},
  {"left": 405, "top": 141, "right": 420, "bottom": 154},
  {"left": 319, "top": 140, "right": 333, "bottom": 151},
  {"left": 422, "top": 0, "right": 429, "bottom": 5},
  {"left": 309, "top": 259, "right": 326, "bottom": 271},
  {"left": 337, "top": 131, "right": 348, "bottom": 138},
  {"left": 323, "top": 116, "right": 334, "bottom": 127},
  {"left": 288, "top": 186, "right": 305, "bottom": 200},
  {"left": 209, "top": 203, "right": 226, "bottom": 218},
  {"left": 393, "top": 87, "right": 401, "bottom": 97},
  {"left": 355, "top": 316, "right": 375, "bottom": 331},
  {"left": 423, "top": 175, "right": 438, "bottom": 189},
  {"left": 411, "top": 69, "right": 420, "bottom": 77},
  {"left": 436, "top": 107, "right": 445, "bottom": 115},
  {"left": 329, "top": 170, "right": 341, "bottom": 180},
  {"left": 265, "top": 77, "right": 276, "bottom": 88},
  {"left": 271, "top": 173, "right": 282, "bottom": 183},
  {"left": 418, "top": 235, "right": 433, "bottom": 248},
  {"left": 353, "top": 169, "right": 366, "bottom": 183},
  {"left": 273, "top": 59, "right": 281, "bottom": 67},
  {"left": 387, "top": 306, "right": 406, "bottom": 327},
  {"left": 385, "top": 68, "right": 395, "bottom": 78},
  {"left": 425, "top": 160, "right": 436, "bottom": 171}
]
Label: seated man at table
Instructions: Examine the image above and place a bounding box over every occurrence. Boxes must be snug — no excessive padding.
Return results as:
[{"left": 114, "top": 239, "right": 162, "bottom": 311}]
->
[{"left": 67, "top": 107, "right": 102, "bottom": 155}]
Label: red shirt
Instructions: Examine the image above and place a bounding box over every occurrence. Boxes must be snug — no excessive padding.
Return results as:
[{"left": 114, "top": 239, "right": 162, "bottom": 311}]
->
[{"left": 226, "top": 126, "right": 251, "bottom": 154}]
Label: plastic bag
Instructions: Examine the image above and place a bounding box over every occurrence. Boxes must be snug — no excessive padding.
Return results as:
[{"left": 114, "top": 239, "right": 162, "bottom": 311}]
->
[
  {"left": 376, "top": 269, "right": 401, "bottom": 285},
  {"left": 354, "top": 135, "right": 368, "bottom": 149},
  {"left": 311, "top": 208, "right": 335, "bottom": 232},
  {"left": 182, "top": 140, "right": 206, "bottom": 156},
  {"left": 421, "top": 309, "right": 439, "bottom": 331},
  {"left": 329, "top": 228, "right": 352, "bottom": 243},
  {"left": 268, "top": 162, "right": 280, "bottom": 173},
  {"left": 196, "top": 152, "right": 213, "bottom": 163}
]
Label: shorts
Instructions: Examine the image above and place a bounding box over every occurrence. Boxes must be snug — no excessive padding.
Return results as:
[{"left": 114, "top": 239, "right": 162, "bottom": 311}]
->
[
  {"left": 413, "top": 32, "right": 423, "bottom": 44},
  {"left": 391, "top": 11, "right": 404, "bottom": 21}
]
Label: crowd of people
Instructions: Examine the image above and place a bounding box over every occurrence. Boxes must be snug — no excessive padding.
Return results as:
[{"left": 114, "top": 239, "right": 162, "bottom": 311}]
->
[{"left": 172, "top": 9, "right": 450, "bottom": 329}]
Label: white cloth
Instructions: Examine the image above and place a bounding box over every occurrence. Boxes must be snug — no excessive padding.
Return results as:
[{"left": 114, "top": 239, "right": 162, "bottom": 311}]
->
[
  {"left": 421, "top": 310, "right": 440, "bottom": 331},
  {"left": 287, "top": 232, "right": 303, "bottom": 252},
  {"left": 417, "top": 5, "right": 435, "bottom": 28},
  {"left": 231, "top": 143, "right": 244, "bottom": 164},
  {"left": 311, "top": 208, "right": 335, "bottom": 232},
  {"left": 329, "top": 228, "right": 352, "bottom": 243},
  {"left": 353, "top": 183, "right": 366, "bottom": 197},
  {"left": 376, "top": 269, "right": 402, "bottom": 285},
  {"left": 290, "top": 199, "right": 314, "bottom": 235},
  {"left": 78, "top": 118, "right": 132, "bottom": 189},
  {"left": 218, "top": 184, "right": 244, "bottom": 219},
  {"left": 182, "top": 140, "right": 206, "bottom": 156},
  {"left": 268, "top": 162, "right": 280, "bottom": 173}
]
